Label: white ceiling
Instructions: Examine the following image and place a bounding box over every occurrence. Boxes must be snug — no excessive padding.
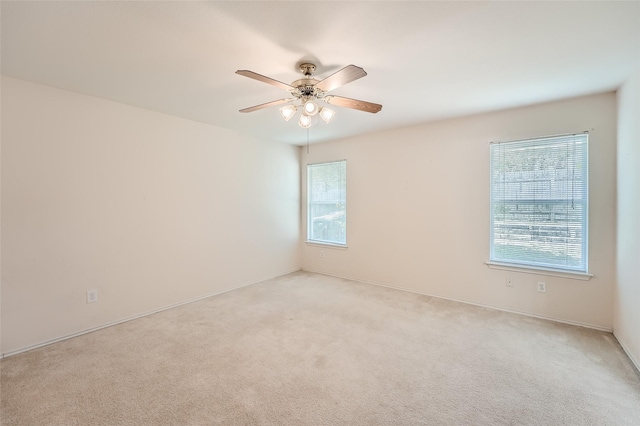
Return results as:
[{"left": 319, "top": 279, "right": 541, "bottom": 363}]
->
[{"left": 2, "top": 1, "right": 639, "bottom": 145}]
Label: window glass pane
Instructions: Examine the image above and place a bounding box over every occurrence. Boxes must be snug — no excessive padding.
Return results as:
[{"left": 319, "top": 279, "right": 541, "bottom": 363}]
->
[
  {"left": 490, "top": 134, "right": 588, "bottom": 272},
  {"left": 307, "top": 161, "right": 346, "bottom": 245}
]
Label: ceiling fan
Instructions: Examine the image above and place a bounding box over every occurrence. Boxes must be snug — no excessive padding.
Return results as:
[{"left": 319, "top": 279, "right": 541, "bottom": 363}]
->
[{"left": 236, "top": 63, "right": 382, "bottom": 128}]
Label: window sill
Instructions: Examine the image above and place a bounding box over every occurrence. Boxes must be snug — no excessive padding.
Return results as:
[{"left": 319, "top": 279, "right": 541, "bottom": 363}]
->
[
  {"left": 485, "top": 261, "right": 593, "bottom": 281},
  {"left": 305, "top": 241, "right": 348, "bottom": 250}
]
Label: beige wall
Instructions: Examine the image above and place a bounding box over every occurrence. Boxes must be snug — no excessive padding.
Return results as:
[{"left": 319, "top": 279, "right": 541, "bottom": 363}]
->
[
  {"left": 0, "top": 77, "right": 301, "bottom": 355},
  {"left": 301, "top": 92, "right": 617, "bottom": 330},
  {"left": 615, "top": 68, "right": 640, "bottom": 369},
  {"left": 0, "top": 75, "right": 624, "bottom": 356}
]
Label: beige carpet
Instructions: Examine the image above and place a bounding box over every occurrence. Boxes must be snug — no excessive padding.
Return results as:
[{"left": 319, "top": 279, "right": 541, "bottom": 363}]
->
[{"left": 2, "top": 271, "right": 639, "bottom": 425}]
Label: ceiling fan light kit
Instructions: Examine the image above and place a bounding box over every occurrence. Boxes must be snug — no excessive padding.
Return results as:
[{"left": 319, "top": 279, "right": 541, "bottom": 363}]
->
[
  {"left": 279, "top": 104, "right": 297, "bottom": 121},
  {"left": 236, "top": 63, "right": 382, "bottom": 129},
  {"left": 319, "top": 107, "right": 335, "bottom": 124},
  {"left": 303, "top": 100, "right": 319, "bottom": 116},
  {"left": 298, "top": 114, "right": 313, "bottom": 128}
]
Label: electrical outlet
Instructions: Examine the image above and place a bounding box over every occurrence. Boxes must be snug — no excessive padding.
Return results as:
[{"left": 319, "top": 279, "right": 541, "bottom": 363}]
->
[
  {"left": 537, "top": 282, "right": 546, "bottom": 293},
  {"left": 87, "top": 289, "right": 98, "bottom": 304},
  {"left": 506, "top": 276, "right": 514, "bottom": 287},
  {"left": 320, "top": 250, "right": 325, "bottom": 258}
]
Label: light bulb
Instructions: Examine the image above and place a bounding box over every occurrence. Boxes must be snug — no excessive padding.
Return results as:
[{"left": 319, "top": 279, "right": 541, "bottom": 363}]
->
[
  {"left": 319, "top": 107, "right": 335, "bottom": 123},
  {"left": 279, "top": 105, "right": 297, "bottom": 121},
  {"left": 303, "top": 101, "right": 319, "bottom": 116},
  {"left": 299, "top": 114, "right": 312, "bottom": 128}
]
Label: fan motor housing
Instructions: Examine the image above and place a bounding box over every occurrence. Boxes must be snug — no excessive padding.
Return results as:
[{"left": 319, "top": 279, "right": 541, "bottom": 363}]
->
[{"left": 291, "top": 78, "right": 321, "bottom": 97}]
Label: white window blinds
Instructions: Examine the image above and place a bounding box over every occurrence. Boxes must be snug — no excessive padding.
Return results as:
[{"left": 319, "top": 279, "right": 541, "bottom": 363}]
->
[
  {"left": 307, "top": 161, "right": 346, "bottom": 245},
  {"left": 490, "top": 133, "right": 588, "bottom": 273}
]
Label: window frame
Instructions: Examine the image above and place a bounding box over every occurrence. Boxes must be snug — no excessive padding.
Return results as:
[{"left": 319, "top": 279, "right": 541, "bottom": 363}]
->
[
  {"left": 488, "top": 133, "right": 590, "bottom": 278},
  {"left": 306, "top": 160, "right": 347, "bottom": 247}
]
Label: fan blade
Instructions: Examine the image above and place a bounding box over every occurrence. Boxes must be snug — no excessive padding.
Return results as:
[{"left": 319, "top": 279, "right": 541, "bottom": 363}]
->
[
  {"left": 315, "top": 65, "right": 367, "bottom": 92},
  {"left": 236, "top": 70, "right": 294, "bottom": 91},
  {"left": 239, "top": 98, "right": 294, "bottom": 113},
  {"left": 324, "top": 96, "right": 382, "bottom": 113}
]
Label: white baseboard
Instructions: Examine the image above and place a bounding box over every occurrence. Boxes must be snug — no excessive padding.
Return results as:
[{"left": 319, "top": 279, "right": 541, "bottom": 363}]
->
[
  {"left": 613, "top": 332, "right": 640, "bottom": 375},
  {"left": 1, "top": 269, "right": 301, "bottom": 359},
  {"left": 303, "top": 269, "right": 613, "bottom": 333}
]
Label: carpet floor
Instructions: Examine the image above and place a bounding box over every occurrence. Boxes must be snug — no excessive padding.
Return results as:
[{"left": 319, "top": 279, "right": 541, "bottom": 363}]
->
[{"left": 2, "top": 271, "right": 639, "bottom": 425}]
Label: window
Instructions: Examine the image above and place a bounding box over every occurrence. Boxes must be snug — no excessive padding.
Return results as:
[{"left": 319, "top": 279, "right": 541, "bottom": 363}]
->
[
  {"left": 490, "top": 133, "right": 588, "bottom": 273},
  {"left": 307, "top": 160, "right": 346, "bottom": 245}
]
